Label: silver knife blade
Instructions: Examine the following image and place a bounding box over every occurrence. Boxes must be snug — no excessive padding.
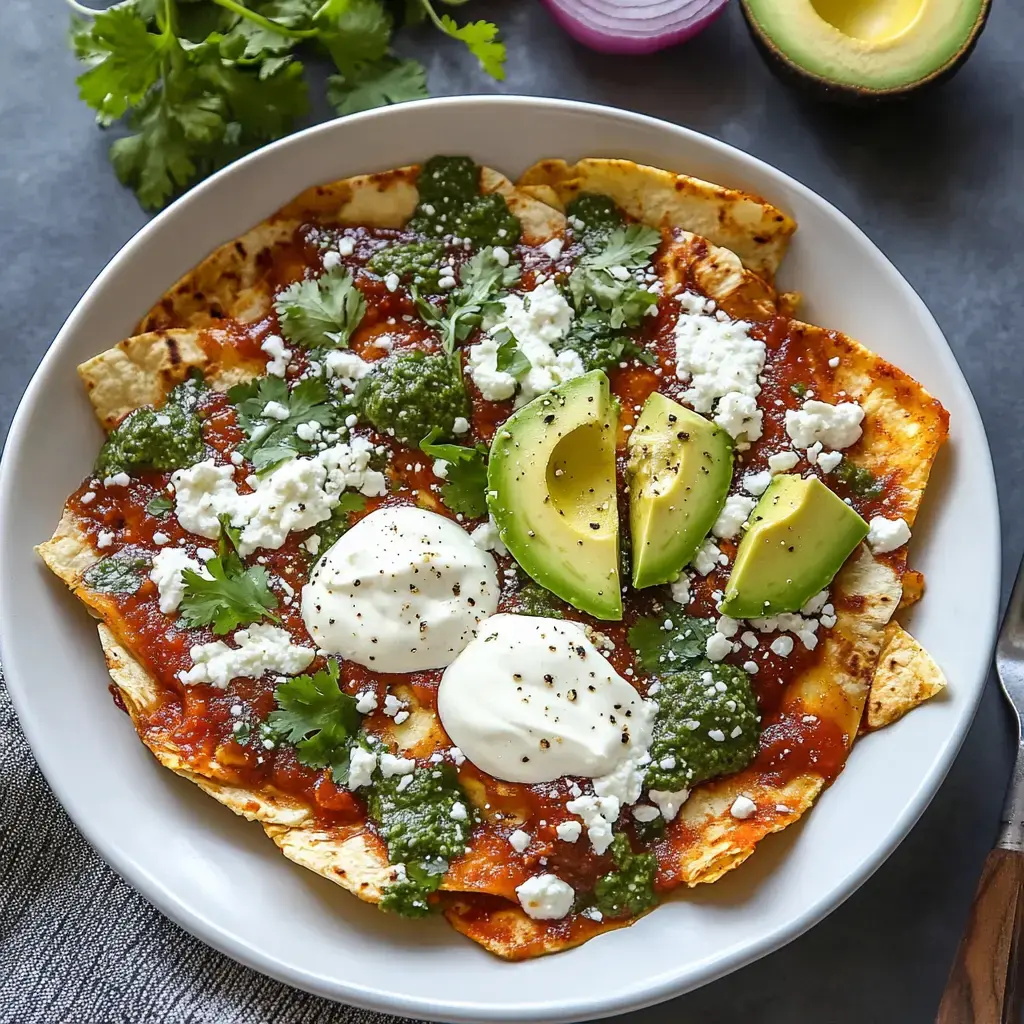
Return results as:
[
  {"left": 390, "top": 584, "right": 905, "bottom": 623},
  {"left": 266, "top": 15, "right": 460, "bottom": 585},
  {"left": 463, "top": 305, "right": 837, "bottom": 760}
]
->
[{"left": 995, "top": 549, "right": 1024, "bottom": 851}]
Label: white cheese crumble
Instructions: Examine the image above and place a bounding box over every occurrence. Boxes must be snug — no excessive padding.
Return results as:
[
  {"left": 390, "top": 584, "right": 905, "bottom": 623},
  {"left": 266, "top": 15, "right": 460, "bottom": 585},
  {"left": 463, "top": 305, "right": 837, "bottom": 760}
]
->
[
  {"left": 149, "top": 548, "right": 208, "bottom": 614},
  {"left": 354, "top": 690, "right": 377, "bottom": 714},
  {"left": 540, "top": 238, "right": 564, "bottom": 260},
  {"left": 96, "top": 530, "right": 115, "bottom": 549},
  {"left": 730, "top": 794, "right": 757, "bottom": 820},
  {"left": 516, "top": 874, "right": 574, "bottom": 920},
  {"left": 867, "top": 515, "right": 912, "bottom": 553},
  {"left": 509, "top": 829, "right": 532, "bottom": 853},
  {"left": 555, "top": 821, "right": 582, "bottom": 843},
  {"left": 767, "top": 450, "right": 800, "bottom": 474},
  {"left": 171, "top": 441, "right": 385, "bottom": 556},
  {"left": 179, "top": 624, "right": 315, "bottom": 689},
  {"left": 770, "top": 635, "right": 795, "bottom": 657},
  {"left": 379, "top": 752, "right": 415, "bottom": 777},
  {"left": 816, "top": 450, "right": 843, "bottom": 474},
  {"left": 103, "top": 472, "right": 131, "bottom": 488},
  {"left": 750, "top": 611, "right": 822, "bottom": 651},
  {"left": 670, "top": 573, "right": 691, "bottom": 605},
  {"left": 259, "top": 336, "right": 292, "bottom": 377},
  {"left": 452, "top": 416, "right": 470, "bottom": 435},
  {"left": 466, "top": 281, "right": 581, "bottom": 407},
  {"left": 743, "top": 470, "right": 772, "bottom": 496},
  {"left": 712, "top": 494, "right": 756, "bottom": 540},
  {"left": 648, "top": 787, "right": 690, "bottom": 822},
  {"left": 471, "top": 515, "right": 508, "bottom": 557},
  {"left": 261, "top": 400, "right": 291, "bottom": 421},
  {"left": 338, "top": 236, "right": 355, "bottom": 257},
  {"left": 323, "top": 350, "right": 371, "bottom": 389},
  {"left": 691, "top": 538, "right": 724, "bottom": 576},
  {"left": 673, "top": 292, "right": 766, "bottom": 442},
  {"left": 347, "top": 746, "right": 377, "bottom": 789},
  {"left": 785, "top": 399, "right": 864, "bottom": 451},
  {"left": 705, "top": 632, "right": 733, "bottom": 662}
]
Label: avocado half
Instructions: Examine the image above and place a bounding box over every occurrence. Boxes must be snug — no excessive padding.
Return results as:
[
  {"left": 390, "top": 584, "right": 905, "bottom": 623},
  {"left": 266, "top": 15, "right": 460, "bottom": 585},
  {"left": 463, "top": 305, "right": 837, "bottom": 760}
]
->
[{"left": 740, "top": 0, "right": 990, "bottom": 102}]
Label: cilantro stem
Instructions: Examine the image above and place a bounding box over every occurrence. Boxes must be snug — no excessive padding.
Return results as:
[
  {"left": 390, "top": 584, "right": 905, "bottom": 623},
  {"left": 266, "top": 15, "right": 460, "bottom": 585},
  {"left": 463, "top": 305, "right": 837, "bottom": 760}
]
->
[
  {"left": 210, "top": 0, "right": 320, "bottom": 40},
  {"left": 417, "top": 0, "right": 452, "bottom": 36}
]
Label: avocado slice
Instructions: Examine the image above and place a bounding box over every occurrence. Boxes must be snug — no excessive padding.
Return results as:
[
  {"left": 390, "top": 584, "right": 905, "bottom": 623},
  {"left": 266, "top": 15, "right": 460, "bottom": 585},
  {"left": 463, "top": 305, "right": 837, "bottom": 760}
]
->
[
  {"left": 741, "top": 0, "right": 989, "bottom": 100},
  {"left": 488, "top": 370, "right": 622, "bottom": 620},
  {"left": 627, "top": 392, "right": 733, "bottom": 590},
  {"left": 720, "top": 474, "right": 868, "bottom": 618}
]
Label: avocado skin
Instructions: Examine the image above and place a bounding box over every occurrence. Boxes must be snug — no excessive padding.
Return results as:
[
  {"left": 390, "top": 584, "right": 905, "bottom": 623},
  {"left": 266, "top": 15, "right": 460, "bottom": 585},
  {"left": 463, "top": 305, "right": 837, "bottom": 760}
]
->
[{"left": 740, "top": 0, "right": 991, "bottom": 104}]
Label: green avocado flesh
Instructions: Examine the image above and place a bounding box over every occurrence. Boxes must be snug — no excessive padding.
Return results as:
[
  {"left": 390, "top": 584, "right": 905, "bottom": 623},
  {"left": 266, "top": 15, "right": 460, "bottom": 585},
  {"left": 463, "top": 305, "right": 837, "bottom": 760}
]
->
[
  {"left": 627, "top": 392, "right": 733, "bottom": 590},
  {"left": 488, "top": 370, "right": 621, "bottom": 620},
  {"left": 720, "top": 474, "right": 869, "bottom": 618},
  {"left": 743, "top": 0, "right": 987, "bottom": 92}
]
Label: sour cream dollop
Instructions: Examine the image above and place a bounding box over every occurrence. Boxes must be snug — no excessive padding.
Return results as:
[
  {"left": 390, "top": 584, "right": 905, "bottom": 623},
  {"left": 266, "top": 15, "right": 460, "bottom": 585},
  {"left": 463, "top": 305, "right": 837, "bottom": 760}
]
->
[
  {"left": 301, "top": 505, "right": 499, "bottom": 673},
  {"left": 438, "top": 614, "right": 653, "bottom": 785}
]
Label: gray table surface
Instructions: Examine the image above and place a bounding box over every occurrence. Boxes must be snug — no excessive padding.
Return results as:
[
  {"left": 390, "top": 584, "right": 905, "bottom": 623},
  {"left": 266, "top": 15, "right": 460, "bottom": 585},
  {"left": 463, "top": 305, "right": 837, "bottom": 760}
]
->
[{"left": 2, "top": 1, "right": 1022, "bottom": 1021}]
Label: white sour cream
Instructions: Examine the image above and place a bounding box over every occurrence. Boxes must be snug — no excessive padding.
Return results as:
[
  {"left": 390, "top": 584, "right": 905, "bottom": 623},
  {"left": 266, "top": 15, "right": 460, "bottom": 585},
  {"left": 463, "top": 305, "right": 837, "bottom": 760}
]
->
[
  {"left": 301, "top": 505, "right": 499, "bottom": 673},
  {"left": 437, "top": 614, "right": 654, "bottom": 785}
]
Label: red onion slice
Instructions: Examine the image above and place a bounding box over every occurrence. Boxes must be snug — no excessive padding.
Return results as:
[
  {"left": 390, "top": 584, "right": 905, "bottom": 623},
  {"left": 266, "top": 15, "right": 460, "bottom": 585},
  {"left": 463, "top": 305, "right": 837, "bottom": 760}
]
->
[{"left": 540, "top": 0, "right": 730, "bottom": 55}]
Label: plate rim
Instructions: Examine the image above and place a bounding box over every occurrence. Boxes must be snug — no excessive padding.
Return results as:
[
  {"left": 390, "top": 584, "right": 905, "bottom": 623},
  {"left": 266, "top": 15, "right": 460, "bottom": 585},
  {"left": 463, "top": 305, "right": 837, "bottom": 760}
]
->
[{"left": 0, "top": 95, "right": 1002, "bottom": 1022}]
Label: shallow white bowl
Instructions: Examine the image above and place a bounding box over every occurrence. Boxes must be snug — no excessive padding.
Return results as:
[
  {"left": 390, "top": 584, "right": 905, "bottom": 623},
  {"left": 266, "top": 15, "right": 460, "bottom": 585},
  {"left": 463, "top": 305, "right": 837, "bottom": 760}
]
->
[{"left": 0, "top": 97, "right": 1000, "bottom": 1022}]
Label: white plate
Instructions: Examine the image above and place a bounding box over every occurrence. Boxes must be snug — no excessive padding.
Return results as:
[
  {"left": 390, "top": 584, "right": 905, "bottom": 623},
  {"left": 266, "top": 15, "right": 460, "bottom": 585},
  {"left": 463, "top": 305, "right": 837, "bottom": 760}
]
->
[{"left": 0, "top": 97, "right": 1000, "bottom": 1022}]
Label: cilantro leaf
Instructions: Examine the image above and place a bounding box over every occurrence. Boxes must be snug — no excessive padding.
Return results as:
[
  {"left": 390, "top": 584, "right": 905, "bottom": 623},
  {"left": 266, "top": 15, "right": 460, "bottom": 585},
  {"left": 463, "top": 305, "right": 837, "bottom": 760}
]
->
[
  {"left": 316, "top": 0, "right": 392, "bottom": 74},
  {"left": 413, "top": 248, "right": 519, "bottom": 355},
  {"left": 568, "top": 224, "right": 662, "bottom": 330},
  {"left": 494, "top": 328, "right": 531, "bottom": 379},
  {"left": 628, "top": 611, "right": 716, "bottom": 672},
  {"left": 75, "top": 6, "right": 171, "bottom": 124},
  {"left": 438, "top": 16, "right": 506, "bottom": 80},
  {"left": 418, "top": 2, "right": 506, "bottom": 81},
  {"left": 327, "top": 57, "right": 428, "bottom": 115},
  {"left": 269, "top": 660, "right": 362, "bottom": 784},
  {"left": 420, "top": 428, "right": 488, "bottom": 518},
  {"left": 274, "top": 267, "right": 366, "bottom": 349},
  {"left": 178, "top": 523, "right": 279, "bottom": 634},
  {"left": 146, "top": 494, "right": 174, "bottom": 518},
  {"left": 228, "top": 375, "right": 341, "bottom": 471},
  {"left": 83, "top": 549, "right": 151, "bottom": 595}
]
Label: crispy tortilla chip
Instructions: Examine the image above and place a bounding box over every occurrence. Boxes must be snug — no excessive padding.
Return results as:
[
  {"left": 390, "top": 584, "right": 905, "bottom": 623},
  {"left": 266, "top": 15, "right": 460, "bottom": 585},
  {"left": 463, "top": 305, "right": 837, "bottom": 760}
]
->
[
  {"left": 138, "top": 165, "right": 565, "bottom": 335},
  {"left": 517, "top": 157, "right": 796, "bottom": 280},
  {"left": 866, "top": 621, "right": 947, "bottom": 729},
  {"left": 899, "top": 569, "right": 925, "bottom": 610},
  {"left": 77, "top": 328, "right": 264, "bottom": 431}
]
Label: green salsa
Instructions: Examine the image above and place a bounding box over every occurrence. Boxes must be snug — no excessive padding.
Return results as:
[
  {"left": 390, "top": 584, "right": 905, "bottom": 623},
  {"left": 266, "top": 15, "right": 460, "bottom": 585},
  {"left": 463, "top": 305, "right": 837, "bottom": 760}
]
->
[
  {"left": 368, "top": 759, "right": 474, "bottom": 917},
  {"left": 555, "top": 311, "right": 655, "bottom": 374},
  {"left": 591, "top": 835, "right": 658, "bottom": 920},
  {"left": 94, "top": 378, "right": 205, "bottom": 478},
  {"left": 355, "top": 350, "right": 470, "bottom": 446},
  {"left": 367, "top": 240, "right": 445, "bottom": 292},
  {"left": 645, "top": 661, "right": 761, "bottom": 792},
  {"left": 566, "top": 193, "right": 625, "bottom": 251},
  {"left": 409, "top": 156, "right": 521, "bottom": 249},
  {"left": 833, "top": 458, "right": 883, "bottom": 498}
]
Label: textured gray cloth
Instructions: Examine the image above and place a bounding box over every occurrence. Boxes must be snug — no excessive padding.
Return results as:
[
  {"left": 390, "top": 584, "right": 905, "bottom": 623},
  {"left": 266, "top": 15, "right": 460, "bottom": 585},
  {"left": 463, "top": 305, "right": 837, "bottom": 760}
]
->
[{"left": 0, "top": 675, "right": 414, "bottom": 1024}]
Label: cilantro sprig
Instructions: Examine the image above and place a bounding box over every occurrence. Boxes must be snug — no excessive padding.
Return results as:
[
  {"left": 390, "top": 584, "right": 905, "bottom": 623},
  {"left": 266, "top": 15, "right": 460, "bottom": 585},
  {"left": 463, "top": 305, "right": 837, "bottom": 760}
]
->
[
  {"left": 568, "top": 224, "right": 663, "bottom": 329},
  {"left": 420, "top": 427, "right": 488, "bottom": 519},
  {"left": 628, "top": 609, "right": 716, "bottom": 673},
  {"left": 274, "top": 267, "right": 366, "bottom": 350},
  {"left": 70, "top": 0, "right": 507, "bottom": 209},
  {"left": 179, "top": 519, "right": 279, "bottom": 633},
  {"left": 268, "top": 659, "right": 362, "bottom": 784},
  {"left": 228, "top": 375, "right": 341, "bottom": 471},
  {"left": 413, "top": 247, "right": 520, "bottom": 355}
]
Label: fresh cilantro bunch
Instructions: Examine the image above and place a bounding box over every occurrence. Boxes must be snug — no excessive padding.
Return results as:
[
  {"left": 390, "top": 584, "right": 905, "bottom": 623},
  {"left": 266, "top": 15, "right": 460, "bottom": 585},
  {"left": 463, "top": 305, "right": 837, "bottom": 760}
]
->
[
  {"left": 69, "top": 0, "right": 507, "bottom": 210},
  {"left": 420, "top": 427, "right": 488, "bottom": 519},
  {"left": 567, "top": 224, "right": 663, "bottom": 330},
  {"left": 268, "top": 659, "right": 362, "bottom": 784},
  {"left": 179, "top": 518, "right": 280, "bottom": 632}
]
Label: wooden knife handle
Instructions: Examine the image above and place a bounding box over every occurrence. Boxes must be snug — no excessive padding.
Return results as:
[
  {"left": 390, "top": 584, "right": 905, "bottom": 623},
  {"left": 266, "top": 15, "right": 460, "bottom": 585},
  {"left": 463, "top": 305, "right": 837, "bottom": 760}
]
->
[{"left": 936, "top": 848, "right": 1024, "bottom": 1023}]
